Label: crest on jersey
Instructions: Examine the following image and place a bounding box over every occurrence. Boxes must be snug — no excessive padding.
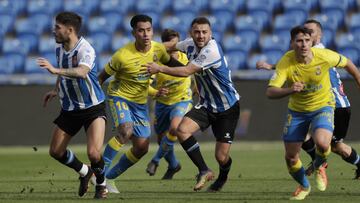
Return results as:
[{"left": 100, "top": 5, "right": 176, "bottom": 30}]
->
[
  {"left": 153, "top": 54, "right": 159, "bottom": 62},
  {"left": 315, "top": 66, "right": 321, "bottom": 75}
]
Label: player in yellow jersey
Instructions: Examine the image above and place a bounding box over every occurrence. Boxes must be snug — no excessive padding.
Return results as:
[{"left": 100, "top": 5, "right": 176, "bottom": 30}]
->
[
  {"left": 267, "top": 26, "right": 360, "bottom": 200},
  {"left": 97, "top": 15, "right": 184, "bottom": 193},
  {"left": 145, "top": 29, "right": 193, "bottom": 180}
]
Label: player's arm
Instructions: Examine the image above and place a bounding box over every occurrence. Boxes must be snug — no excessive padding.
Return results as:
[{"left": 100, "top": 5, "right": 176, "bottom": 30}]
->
[
  {"left": 344, "top": 59, "right": 360, "bottom": 89},
  {"left": 144, "top": 62, "right": 200, "bottom": 77},
  {"left": 163, "top": 38, "right": 178, "bottom": 52},
  {"left": 37, "top": 57, "right": 90, "bottom": 79},
  {"left": 266, "top": 82, "right": 304, "bottom": 99},
  {"left": 98, "top": 69, "right": 111, "bottom": 86},
  {"left": 42, "top": 76, "right": 60, "bottom": 107},
  {"left": 256, "top": 60, "right": 275, "bottom": 70}
]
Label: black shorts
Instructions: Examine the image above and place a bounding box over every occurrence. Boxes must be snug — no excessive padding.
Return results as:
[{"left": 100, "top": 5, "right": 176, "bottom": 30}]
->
[
  {"left": 332, "top": 107, "right": 351, "bottom": 143},
  {"left": 54, "top": 102, "right": 107, "bottom": 136},
  {"left": 185, "top": 101, "right": 240, "bottom": 143}
]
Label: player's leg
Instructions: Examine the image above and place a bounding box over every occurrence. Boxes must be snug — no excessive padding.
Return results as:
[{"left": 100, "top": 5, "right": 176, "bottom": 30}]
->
[
  {"left": 146, "top": 102, "right": 171, "bottom": 176},
  {"left": 302, "top": 134, "right": 316, "bottom": 161},
  {"left": 311, "top": 106, "right": 334, "bottom": 191},
  {"left": 283, "top": 109, "right": 311, "bottom": 200},
  {"left": 331, "top": 107, "right": 360, "bottom": 179},
  {"left": 208, "top": 101, "right": 239, "bottom": 192},
  {"left": 50, "top": 111, "right": 92, "bottom": 197},
  {"left": 85, "top": 113, "right": 107, "bottom": 199},
  {"left": 103, "top": 97, "right": 132, "bottom": 175},
  {"left": 178, "top": 107, "right": 213, "bottom": 191}
]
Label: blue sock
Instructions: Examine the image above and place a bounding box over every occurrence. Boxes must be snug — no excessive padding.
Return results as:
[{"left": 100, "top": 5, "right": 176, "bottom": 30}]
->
[
  {"left": 289, "top": 160, "right": 310, "bottom": 188},
  {"left": 164, "top": 147, "right": 179, "bottom": 169},
  {"left": 103, "top": 137, "right": 124, "bottom": 175},
  {"left": 152, "top": 136, "right": 173, "bottom": 164},
  {"left": 106, "top": 149, "right": 138, "bottom": 179}
]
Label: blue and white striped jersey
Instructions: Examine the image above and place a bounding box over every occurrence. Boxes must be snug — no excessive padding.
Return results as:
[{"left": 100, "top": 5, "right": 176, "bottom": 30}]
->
[
  {"left": 176, "top": 38, "right": 240, "bottom": 113},
  {"left": 55, "top": 37, "right": 105, "bottom": 111},
  {"left": 315, "top": 43, "right": 350, "bottom": 108}
]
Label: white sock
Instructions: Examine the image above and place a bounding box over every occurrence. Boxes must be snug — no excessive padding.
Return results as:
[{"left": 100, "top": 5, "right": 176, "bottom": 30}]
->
[{"left": 79, "top": 164, "right": 89, "bottom": 177}]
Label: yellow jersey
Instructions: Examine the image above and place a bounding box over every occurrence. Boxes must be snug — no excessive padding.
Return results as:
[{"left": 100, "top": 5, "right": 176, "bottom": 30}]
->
[
  {"left": 152, "top": 51, "right": 192, "bottom": 105},
  {"left": 105, "top": 41, "right": 170, "bottom": 104},
  {"left": 269, "top": 48, "right": 347, "bottom": 112}
]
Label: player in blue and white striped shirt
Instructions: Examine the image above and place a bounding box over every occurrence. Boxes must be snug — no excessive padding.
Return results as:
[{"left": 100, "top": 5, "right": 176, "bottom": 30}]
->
[
  {"left": 37, "top": 11, "right": 107, "bottom": 199},
  {"left": 144, "top": 17, "right": 240, "bottom": 192}
]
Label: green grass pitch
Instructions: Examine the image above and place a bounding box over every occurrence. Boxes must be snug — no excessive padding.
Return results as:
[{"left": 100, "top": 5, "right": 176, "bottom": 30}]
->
[{"left": 1, "top": 142, "right": 360, "bottom": 203}]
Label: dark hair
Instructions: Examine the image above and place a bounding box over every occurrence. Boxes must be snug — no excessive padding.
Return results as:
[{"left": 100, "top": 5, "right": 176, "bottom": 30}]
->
[
  {"left": 191, "top": 17, "right": 211, "bottom": 27},
  {"left": 304, "top": 19, "right": 323, "bottom": 31},
  {"left": 130, "top": 14, "right": 152, "bottom": 29},
  {"left": 161, "top": 29, "right": 180, "bottom": 42},
  {"left": 55, "top": 11, "right": 82, "bottom": 34},
  {"left": 290, "top": 25, "right": 313, "bottom": 40}
]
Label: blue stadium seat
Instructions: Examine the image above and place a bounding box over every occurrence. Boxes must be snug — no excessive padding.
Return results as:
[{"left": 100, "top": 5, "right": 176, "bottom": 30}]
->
[
  {"left": 42, "top": 51, "right": 57, "bottom": 67},
  {"left": 39, "top": 36, "right": 56, "bottom": 54},
  {"left": 248, "top": 10, "right": 271, "bottom": 30},
  {"left": 27, "top": 0, "right": 63, "bottom": 16},
  {"left": 283, "top": 9, "right": 308, "bottom": 25},
  {"left": 64, "top": 0, "right": 99, "bottom": 17},
  {"left": 234, "top": 15, "right": 263, "bottom": 39},
  {"left": 0, "top": 0, "right": 26, "bottom": 16},
  {"left": 15, "top": 14, "right": 51, "bottom": 35},
  {"left": 225, "top": 50, "right": 247, "bottom": 70},
  {"left": 112, "top": 34, "right": 132, "bottom": 52},
  {"left": 247, "top": 53, "right": 267, "bottom": 70},
  {"left": 338, "top": 47, "right": 359, "bottom": 66},
  {"left": 335, "top": 33, "right": 359, "bottom": 50},
  {"left": 2, "top": 37, "right": 32, "bottom": 55},
  {"left": 24, "top": 57, "right": 48, "bottom": 74},
  {"left": 273, "top": 13, "right": 304, "bottom": 34},
  {"left": 17, "top": 33, "right": 39, "bottom": 53},
  {"left": 210, "top": 10, "right": 235, "bottom": 31},
  {"left": 0, "top": 13, "right": 14, "bottom": 36},
  {"left": 322, "top": 28, "right": 335, "bottom": 48},
  {"left": 172, "top": 0, "right": 205, "bottom": 14},
  {"left": 283, "top": 0, "right": 312, "bottom": 13},
  {"left": 209, "top": 0, "right": 246, "bottom": 13},
  {"left": 260, "top": 34, "right": 290, "bottom": 53},
  {"left": 3, "top": 53, "right": 25, "bottom": 73},
  {"left": 99, "top": 0, "right": 134, "bottom": 15},
  {"left": 0, "top": 56, "right": 16, "bottom": 74},
  {"left": 313, "top": 13, "right": 340, "bottom": 34},
  {"left": 142, "top": 11, "right": 161, "bottom": 29},
  {"left": 319, "top": 0, "right": 350, "bottom": 13},
  {"left": 348, "top": 13, "right": 360, "bottom": 34},
  {"left": 161, "top": 12, "right": 195, "bottom": 38},
  {"left": 211, "top": 31, "right": 223, "bottom": 43},
  {"left": 322, "top": 9, "right": 345, "bottom": 29},
  {"left": 246, "top": 0, "right": 277, "bottom": 17},
  {"left": 262, "top": 50, "right": 283, "bottom": 64},
  {"left": 87, "top": 32, "right": 112, "bottom": 53},
  {"left": 88, "top": 14, "right": 121, "bottom": 34},
  {"left": 247, "top": 51, "right": 283, "bottom": 70},
  {"left": 135, "top": 0, "right": 170, "bottom": 14},
  {"left": 222, "top": 34, "right": 253, "bottom": 54}
]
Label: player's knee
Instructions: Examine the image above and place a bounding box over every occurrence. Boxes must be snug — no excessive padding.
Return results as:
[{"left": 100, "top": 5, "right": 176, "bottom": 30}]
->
[
  {"left": 87, "top": 149, "right": 101, "bottom": 163},
  {"left": 49, "top": 148, "right": 63, "bottom": 159},
  {"left": 215, "top": 153, "right": 228, "bottom": 165},
  {"left": 117, "top": 125, "right": 133, "bottom": 140}
]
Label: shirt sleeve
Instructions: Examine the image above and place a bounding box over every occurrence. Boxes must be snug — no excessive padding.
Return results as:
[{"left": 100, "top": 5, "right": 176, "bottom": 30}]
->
[
  {"left": 104, "top": 52, "right": 121, "bottom": 75},
  {"left": 176, "top": 38, "right": 192, "bottom": 52},
  {"left": 159, "top": 43, "right": 171, "bottom": 64},
  {"left": 268, "top": 57, "right": 288, "bottom": 88},
  {"left": 324, "top": 49, "right": 348, "bottom": 68},
  {"left": 190, "top": 41, "right": 222, "bottom": 70},
  {"left": 78, "top": 45, "right": 96, "bottom": 70}
]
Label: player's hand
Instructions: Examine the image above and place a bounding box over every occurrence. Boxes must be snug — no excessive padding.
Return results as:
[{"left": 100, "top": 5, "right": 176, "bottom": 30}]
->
[
  {"left": 292, "top": 82, "right": 305, "bottom": 93},
  {"left": 142, "top": 62, "right": 161, "bottom": 74},
  {"left": 155, "top": 87, "right": 169, "bottom": 97},
  {"left": 37, "top": 58, "right": 59, "bottom": 75},
  {"left": 42, "top": 89, "right": 58, "bottom": 107},
  {"left": 256, "top": 60, "right": 273, "bottom": 70}
]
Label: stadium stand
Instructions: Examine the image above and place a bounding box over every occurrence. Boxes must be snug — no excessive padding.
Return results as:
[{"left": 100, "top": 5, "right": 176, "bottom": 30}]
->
[{"left": 1, "top": 0, "right": 360, "bottom": 83}]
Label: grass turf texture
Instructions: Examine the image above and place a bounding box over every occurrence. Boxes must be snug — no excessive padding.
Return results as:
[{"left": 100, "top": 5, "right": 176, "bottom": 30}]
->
[{"left": 1, "top": 142, "right": 360, "bottom": 203}]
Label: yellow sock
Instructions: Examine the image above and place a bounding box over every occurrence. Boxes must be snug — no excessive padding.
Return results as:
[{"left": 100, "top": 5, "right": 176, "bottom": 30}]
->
[{"left": 108, "top": 136, "right": 124, "bottom": 151}]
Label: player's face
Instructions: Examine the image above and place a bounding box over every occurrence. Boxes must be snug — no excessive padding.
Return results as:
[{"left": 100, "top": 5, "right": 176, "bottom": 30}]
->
[
  {"left": 304, "top": 23, "right": 322, "bottom": 46},
  {"left": 133, "top": 21, "right": 153, "bottom": 47},
  {"left": 53, "top": 22, "right": 70, "bottom": 44},
  {"left": 190, "top": 23, "right": 212, "bottom": 49},
  {"left": 292, "top": 33, "right": 312, "bottom": 58}
]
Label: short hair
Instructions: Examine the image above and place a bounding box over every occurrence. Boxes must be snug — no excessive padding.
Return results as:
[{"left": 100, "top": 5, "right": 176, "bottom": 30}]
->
[
  {"left": 191, "top": 17, "right": 211, "bottom": 27},
  {"left": 290, "top": 25, "right": 313, "bottom": 40},
  {"left": 161, "top": 29, "right": 180, "bottom": 42},
  {"left": 55, "top": 11, "right": 82, "bottom": 34},
  {"left": 130, "top": 14, "right": 152, "bottom": 29},
  {"left": 304, "top": 19, "right": 323, "bottom": 31}
]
